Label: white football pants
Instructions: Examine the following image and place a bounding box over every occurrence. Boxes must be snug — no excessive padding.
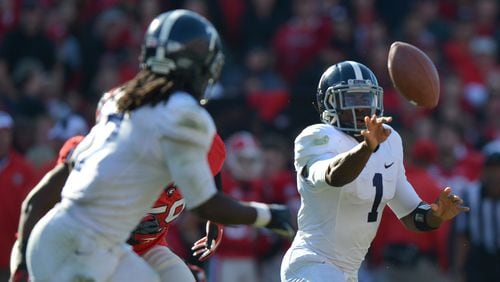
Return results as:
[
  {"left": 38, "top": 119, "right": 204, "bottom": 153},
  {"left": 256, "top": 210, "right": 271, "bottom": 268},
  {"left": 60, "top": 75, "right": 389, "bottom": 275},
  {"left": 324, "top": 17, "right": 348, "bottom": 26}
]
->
[
  {"left": 26, "top": 204, "right": 160, "bottom": 282},
  {"left": 141, "top": 245, "right": 196, "bottom": 282},
  {"left": 280, "top": 246, "right": 357, "bottom": 282}
]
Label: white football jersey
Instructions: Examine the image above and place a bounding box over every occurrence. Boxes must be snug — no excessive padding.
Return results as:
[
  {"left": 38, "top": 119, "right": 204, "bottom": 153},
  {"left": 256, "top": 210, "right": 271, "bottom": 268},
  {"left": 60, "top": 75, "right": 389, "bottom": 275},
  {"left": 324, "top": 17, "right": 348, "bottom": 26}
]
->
[
  {"left": 291, "top": 124, "right": 421, "bottom": 273},
  {"left": 61, "top": 90, "right": 217, "bottom": 244}
]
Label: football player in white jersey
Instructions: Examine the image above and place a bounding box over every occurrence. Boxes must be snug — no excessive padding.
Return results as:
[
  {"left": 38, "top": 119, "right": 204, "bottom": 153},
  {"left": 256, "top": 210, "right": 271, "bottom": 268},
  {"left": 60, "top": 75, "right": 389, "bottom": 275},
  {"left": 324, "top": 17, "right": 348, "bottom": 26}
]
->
[
  {"left": 25, "top": 10, "right": 294, "bottom": 282},
  {"left": 280, "top": 61, "right": 469, "bottom": 282}
]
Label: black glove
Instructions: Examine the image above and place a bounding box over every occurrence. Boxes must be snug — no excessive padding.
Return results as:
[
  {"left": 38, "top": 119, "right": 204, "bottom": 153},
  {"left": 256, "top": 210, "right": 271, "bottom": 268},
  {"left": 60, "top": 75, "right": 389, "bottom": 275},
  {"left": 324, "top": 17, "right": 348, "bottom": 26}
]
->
[
  {"left": 126, "top": 214, "right": 162, "bottom": 245},
  {"left": 132, "top": 214, "right": 161, "bottom": 235},
  {"left": 265, "top": 204, "right": 296, "bottom": 239}
]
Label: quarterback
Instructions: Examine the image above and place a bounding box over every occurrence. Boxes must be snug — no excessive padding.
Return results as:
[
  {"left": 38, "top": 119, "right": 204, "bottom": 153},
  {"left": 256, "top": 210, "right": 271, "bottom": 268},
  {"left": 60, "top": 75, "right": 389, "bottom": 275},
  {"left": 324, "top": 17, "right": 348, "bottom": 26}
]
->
[
  {"left": 280, "top": 61, "right": 469, "bottom": 282},
  {"left": 24, "top": 10, "right": 294, "bottom": 282}
]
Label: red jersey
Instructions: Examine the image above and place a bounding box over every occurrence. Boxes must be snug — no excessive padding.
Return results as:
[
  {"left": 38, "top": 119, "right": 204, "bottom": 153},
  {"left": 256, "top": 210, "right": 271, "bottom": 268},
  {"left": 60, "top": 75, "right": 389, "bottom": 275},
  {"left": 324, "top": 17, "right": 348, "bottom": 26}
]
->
[
  {"left": 57, "top": 133, "right": 226, "bottom": 256},
  {"left": 131, "top": 183, "right": 185, "bottom": 255},
  {"left": 0, "top": 151, "right": 37, "bottom": 267},
  {"left": 216, "top": 171, "right": 265, "bottom": 258}
]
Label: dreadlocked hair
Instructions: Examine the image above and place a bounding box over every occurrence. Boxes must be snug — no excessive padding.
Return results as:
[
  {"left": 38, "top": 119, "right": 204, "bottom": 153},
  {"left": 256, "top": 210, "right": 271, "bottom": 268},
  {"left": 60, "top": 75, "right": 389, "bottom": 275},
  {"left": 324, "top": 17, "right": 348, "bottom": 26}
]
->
[{"left": 117, "top": 70, "right": 174, "bottom": 113}]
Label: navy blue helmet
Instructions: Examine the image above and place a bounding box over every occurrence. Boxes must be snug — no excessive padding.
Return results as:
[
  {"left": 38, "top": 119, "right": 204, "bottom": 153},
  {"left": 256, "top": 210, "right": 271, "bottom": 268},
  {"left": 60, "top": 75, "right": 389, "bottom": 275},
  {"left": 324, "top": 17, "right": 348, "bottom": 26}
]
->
[
  {"left": 140, "top": 10, "right": 224, "bottom": 100},
  {"left": 316, "top": 61, "right": 383, "bottom": 134}
]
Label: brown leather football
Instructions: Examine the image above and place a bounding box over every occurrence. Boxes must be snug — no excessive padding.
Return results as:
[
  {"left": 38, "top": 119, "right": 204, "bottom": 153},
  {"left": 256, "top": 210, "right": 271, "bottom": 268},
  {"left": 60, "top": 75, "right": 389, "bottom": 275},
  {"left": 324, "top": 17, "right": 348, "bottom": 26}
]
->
[{"left": 387, "top": 41, "right": 440, "bottom": 108}]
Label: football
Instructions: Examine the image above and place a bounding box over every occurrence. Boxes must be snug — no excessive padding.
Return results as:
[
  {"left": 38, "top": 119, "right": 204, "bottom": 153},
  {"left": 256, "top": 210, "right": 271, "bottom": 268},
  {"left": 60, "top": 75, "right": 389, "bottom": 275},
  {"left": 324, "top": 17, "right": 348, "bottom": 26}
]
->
[{"left": 387, "top": 41, "right": 440, "bottom": 108}]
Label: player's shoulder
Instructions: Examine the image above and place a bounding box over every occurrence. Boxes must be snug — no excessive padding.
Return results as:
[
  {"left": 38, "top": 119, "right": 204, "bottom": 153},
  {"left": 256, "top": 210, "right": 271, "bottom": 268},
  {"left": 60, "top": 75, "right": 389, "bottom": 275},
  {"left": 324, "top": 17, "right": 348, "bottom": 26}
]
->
[
  {"left": 383, "top": 124, "right": 403, "bottom": 146},
  {"left": 96, "top": 87, "right": 124, "bottom": 123},
  {"left": 294, "top": 124, "right": 347, "bottom": 169},
  {"left": 144, "top": 91, "right": 216, "bottom": 147},
  {"left": 295, "top": 124, "right": 346, "bottom": 150}
]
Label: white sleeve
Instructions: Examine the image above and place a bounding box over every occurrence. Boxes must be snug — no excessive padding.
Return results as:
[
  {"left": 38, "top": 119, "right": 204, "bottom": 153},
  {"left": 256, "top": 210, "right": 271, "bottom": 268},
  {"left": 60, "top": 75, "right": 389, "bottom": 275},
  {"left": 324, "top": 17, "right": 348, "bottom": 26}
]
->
[
  {"left": 157, "top": 92, "right": 216, "bottom": 149},
  {"left": 158, "top": 92, "right": 218, "bottom": 209},
  {"left": 302, "top": 155, "right": 335, "bottom": 192},
  {"left": 161, "top": 138, "right": 217, "bottom": 209},
  {"left": 387, "top": 164, "right": 422, "bottom": 219}
]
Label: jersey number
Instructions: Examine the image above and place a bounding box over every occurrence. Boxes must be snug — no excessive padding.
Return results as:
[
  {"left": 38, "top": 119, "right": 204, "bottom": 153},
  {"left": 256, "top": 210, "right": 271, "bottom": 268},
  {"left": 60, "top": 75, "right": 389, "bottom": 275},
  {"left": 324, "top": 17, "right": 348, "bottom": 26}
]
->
[
  {"left": 367, "top": 173, "right": 383, "bottom": 222},
  {"left": 106, "top": 113, "right": 124, "bottom": 142}
]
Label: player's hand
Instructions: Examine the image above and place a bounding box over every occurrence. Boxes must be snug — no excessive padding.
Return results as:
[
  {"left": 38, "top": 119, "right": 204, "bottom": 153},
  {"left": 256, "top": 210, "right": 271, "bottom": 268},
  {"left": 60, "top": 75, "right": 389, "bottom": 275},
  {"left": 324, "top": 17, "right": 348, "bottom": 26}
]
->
[
  {"left": 191, "top": 221, "right": 223, "bottom": 261},
  {"left": 361, "top": 115, "right": 392, "bottom": 151},
  {"left": 10, "top": 263, "right": 29, "bottom": 282},
  {"left": 265, "top": 204, "right": 296, "bottom": 239},
  {"left": 430, "top": 187, "right": 470, "bottom": 222}
]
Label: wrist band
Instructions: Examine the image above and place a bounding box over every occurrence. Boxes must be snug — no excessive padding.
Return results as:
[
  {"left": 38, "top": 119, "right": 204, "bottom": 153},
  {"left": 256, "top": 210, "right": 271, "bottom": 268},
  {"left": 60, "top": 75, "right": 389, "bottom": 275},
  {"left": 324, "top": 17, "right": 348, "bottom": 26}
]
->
[{"left": 249, "top": 202, "right": 271, "bottom": 227}]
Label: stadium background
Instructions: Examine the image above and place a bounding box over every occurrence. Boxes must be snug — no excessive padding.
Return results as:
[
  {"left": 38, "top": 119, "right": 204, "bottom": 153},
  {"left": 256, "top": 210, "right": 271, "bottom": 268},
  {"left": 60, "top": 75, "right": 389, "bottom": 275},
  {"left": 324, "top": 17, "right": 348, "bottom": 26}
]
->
[{"left": 0, "top": 0, "right": 499, "bottom": 281}]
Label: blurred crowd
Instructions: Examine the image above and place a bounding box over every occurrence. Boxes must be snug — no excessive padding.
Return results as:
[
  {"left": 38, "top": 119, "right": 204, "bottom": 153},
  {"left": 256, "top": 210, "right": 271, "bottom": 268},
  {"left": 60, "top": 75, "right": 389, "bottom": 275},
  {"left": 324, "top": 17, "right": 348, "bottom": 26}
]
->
[{"left": 0, "top": 0, "right": 499, "bottom": 281}]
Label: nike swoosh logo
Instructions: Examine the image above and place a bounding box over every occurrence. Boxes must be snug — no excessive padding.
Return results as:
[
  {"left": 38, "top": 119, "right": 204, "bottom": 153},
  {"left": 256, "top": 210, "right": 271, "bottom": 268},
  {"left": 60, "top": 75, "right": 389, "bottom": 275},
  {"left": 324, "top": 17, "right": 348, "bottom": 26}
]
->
[{"left": 384, "top": 162, "right": 394, "bottom": 169}]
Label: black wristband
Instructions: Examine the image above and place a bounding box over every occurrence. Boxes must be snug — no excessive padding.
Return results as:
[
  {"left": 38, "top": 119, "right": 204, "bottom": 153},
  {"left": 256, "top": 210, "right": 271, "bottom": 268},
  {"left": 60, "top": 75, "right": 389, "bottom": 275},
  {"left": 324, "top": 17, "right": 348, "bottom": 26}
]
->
[{"left": 414, "top": 203, "right": 438, "bottom": 231}]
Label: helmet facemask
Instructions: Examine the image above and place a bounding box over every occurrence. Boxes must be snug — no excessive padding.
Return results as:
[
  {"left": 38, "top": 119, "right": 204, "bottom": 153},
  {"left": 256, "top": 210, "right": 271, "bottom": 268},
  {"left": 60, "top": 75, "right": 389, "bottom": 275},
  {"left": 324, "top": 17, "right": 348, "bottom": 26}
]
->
[
  {"left": 201, "top": 50, "right": 224, "bottom": 105},
  {"left": 321, "top": 79, "right": 383, "bottom": 135}
]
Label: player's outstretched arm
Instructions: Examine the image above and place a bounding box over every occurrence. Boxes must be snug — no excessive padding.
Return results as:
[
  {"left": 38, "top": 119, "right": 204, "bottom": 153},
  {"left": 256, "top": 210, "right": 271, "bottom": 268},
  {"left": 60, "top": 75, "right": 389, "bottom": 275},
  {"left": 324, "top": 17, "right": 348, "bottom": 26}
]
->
[
  {"left": 191, "top": 193, "right": 296, "bottom": 239},
  {"left": 401, "top": 187, "right": 469, "bottom": 232},
  {"left": 325, "top": 115, "right": 392, "bottom": 187},
  {"left": 10, "top": 163, "right": 68, "bottom": 282}
]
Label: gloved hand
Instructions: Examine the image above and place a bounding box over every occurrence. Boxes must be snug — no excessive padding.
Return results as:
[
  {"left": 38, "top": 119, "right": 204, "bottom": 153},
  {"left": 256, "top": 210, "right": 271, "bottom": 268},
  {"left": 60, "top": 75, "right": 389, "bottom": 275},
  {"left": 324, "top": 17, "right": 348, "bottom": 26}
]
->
[
  {"left": 191, "top": 221, "right": 223, "bottom": 261},
  {"left": 127, "top": 214, "right": 162, "bottom": 245},
  {"left": 132, "top": 214, "right": 162, "bottom": 235},
  {"left": 265, "top": 204, "right": 296, "bottom": 239}
]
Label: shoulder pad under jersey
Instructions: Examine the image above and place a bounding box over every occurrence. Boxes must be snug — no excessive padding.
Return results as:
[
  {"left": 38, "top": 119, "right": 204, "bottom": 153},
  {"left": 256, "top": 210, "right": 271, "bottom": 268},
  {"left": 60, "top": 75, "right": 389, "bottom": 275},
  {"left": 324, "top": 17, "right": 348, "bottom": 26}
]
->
[
  {"left": 155, "top": 92, "right": 216, "bottom": 149},
  {"left": 294, "top": 124, "right": 347, "bottom": 171}
]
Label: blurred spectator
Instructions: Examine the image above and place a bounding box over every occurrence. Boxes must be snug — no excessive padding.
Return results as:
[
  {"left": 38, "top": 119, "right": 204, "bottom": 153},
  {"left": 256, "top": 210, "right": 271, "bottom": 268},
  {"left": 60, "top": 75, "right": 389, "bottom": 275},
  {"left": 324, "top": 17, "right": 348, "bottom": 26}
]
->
[
  {"left": 44, "top": 0, "right": 82, "bottom": 92},
  {"left": 25, "top": 115, "right": 56, "bottom": 172},
  {"left": 370, "top": 138, "right": 452, "bottom": 282},
  {"left": 429, "top": 124, "right": 482, "bottom": 193},
  {"left": 453, "top": 141, "right": 500, "bottom": 282},
  {"left": 208, "top": 0, "right": 246, "bottom": 55},
  {"left": 324, "top": 1, "right": 355, "bottom": 59},
  {"left": 79, "top": 7, "right": 136, "bottom": 99},
  {"left": 210, "top": 131, "right": 265, "bottom": 282},
  {"left": 10, "top": 58, "right": 49, "bottom": 118},
  {"left": 241, "top": 0, "right": 288, "bottom": 54},
  {"left": 48, "top": 112, "right": 88, "bottom": 148},
  {"left": 0, "top": 111, "right": 37, "bottom": 280},
  {"left": 259, "top": 132, "right": 298, "bottom": 282},
  {"left": 0, "top": 1, "right": 59, "bottom": 109},
  {"left": 242, "top": 47, "right": 289, "bottom": 129},
  {"left": 272, "top": 0, "right": 331, "bottom": 83},
  {"left": 479, "top": 94, "right": 500, "bottom": 144}
]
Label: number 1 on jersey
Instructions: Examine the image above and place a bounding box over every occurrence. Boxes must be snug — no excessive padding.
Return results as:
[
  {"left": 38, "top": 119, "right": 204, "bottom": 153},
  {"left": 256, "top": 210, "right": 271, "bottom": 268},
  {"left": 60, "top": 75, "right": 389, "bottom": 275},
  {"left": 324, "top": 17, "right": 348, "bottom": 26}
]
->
[{"left": 368, "top": 173, "right": 383, "bottom": 222}]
